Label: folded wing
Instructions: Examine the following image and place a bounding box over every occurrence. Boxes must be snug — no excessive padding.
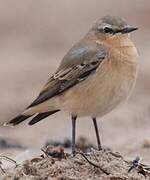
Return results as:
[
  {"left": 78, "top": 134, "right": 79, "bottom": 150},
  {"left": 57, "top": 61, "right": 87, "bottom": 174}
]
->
[{"left": 28, "top": 45, "right": 107, "bottom": 108}]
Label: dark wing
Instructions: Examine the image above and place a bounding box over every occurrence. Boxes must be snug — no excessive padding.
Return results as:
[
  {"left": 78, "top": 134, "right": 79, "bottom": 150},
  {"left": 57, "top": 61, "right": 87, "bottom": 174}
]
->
[{"left": 28, "top": 45, "right": 107, "bottom": 108}]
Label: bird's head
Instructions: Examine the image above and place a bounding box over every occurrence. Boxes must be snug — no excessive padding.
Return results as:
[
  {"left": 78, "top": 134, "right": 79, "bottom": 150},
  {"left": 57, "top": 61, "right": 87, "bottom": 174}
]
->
[{"left": 90, "top": 16, "right": 138, "bottom": 41}]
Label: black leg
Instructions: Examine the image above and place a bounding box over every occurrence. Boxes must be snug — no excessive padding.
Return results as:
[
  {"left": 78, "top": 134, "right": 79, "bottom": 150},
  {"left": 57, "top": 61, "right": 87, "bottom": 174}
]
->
[
  {"left": 72, "top": 115, "right": 77, "bottom": 155},
  {"left": 92, "top": 117, "right": 102, "bottom": 150}
]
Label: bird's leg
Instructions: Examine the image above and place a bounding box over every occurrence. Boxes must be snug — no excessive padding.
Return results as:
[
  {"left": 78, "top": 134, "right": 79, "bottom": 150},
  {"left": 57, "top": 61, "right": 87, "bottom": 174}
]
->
[
  {"left": 92, "top": 117, "right": 102, "bottom": 150},
  {"left": 72, "top": 115, "right": 77, "bottom": 155}
]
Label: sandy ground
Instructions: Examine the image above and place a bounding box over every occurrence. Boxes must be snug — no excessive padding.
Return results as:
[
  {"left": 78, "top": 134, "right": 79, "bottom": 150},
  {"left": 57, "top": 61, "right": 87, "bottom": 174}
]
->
[{"left": 1, "top": 148, "right": 150, "bottom": 180}]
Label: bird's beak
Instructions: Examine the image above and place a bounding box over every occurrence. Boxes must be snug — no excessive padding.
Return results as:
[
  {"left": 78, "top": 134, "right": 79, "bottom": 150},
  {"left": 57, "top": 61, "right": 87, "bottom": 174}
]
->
[{"left": 121, "top": 26, "right": 138, "bottom": 34}]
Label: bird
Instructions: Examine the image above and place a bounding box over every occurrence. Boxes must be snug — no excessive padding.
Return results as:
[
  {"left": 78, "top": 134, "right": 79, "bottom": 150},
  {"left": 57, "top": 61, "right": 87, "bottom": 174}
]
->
[{"left": 5, "top": 16, "right": 139, "bottom": 155}]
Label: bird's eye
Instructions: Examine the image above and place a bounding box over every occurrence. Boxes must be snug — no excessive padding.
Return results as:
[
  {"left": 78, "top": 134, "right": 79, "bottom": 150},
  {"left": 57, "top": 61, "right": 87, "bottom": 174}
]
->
[{"left": 103, "top": 27, "right": 114, "bottom": 34}]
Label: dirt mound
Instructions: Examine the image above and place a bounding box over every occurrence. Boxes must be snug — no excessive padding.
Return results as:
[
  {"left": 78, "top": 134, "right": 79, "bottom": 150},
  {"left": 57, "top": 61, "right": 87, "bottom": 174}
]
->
[{"left": 1, "top": 147, "right": 149, "bottom": 180}]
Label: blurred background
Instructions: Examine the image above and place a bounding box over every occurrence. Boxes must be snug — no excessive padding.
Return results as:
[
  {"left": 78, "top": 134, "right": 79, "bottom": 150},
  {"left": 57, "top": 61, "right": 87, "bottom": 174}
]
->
[{"left": 0, "top": 0, "right": 150, "bottom": 160}]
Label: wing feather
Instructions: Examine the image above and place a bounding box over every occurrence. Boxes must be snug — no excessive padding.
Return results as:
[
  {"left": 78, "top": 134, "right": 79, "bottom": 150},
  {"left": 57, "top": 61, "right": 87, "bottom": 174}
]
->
[{"left": 28, "top": 45, "right": 107, "bottom": 108}]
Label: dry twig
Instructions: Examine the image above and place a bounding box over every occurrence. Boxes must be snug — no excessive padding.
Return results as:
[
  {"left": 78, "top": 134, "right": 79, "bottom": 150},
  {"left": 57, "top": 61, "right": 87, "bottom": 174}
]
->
[
  {"left": 0, "top": 155, "right": 17, "bottom": 173},
  {"left": 76, "top": 151, "right": 110, "bottom": 175},
  {"left": 128, "top": 156, "right": 150, "bottom": 177}
]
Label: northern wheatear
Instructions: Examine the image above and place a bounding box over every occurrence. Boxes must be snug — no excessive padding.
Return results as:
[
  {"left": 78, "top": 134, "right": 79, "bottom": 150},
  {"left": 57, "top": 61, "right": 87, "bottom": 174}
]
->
[{"left": 6, "top": 16, "right": 139, "bottom": 154}]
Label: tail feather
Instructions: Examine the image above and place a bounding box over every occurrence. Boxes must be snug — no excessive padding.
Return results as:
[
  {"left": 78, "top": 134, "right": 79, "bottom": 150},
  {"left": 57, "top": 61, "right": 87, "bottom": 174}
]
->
[
  {"left": 29, "top": 110, "right": 60, "bottom": 125},
  {"left": 6, "top": 109, "right": 60, "bottom": 127},
  {"left": 6, "top": 114, "right": 32, "bottom": 126}
]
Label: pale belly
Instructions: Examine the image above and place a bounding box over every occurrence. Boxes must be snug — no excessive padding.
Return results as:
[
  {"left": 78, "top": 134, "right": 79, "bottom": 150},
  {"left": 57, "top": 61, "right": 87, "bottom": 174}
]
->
[{"left": 58, "top": 60, "right": 138, "bottom": 117}]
